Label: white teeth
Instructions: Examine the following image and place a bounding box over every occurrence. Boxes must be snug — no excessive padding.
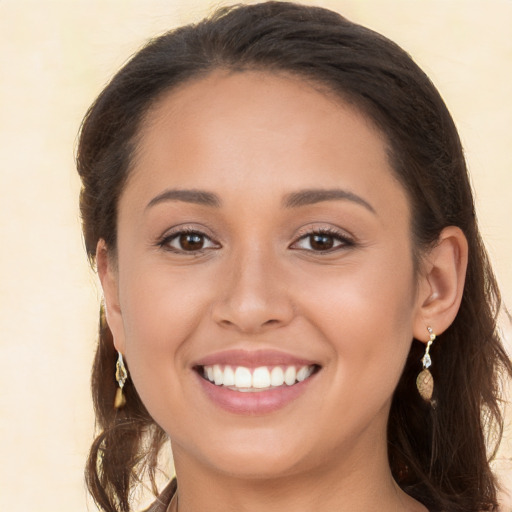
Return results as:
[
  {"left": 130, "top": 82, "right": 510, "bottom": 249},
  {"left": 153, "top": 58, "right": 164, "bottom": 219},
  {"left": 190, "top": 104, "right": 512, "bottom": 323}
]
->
[
  {"left": 234, "top": 366, "right": 252, "bottom": 388},
  {"left": 223, "top": 365, "right": 235, "bottom": 386},
  {"left": 213, "top": 364, "right": 223, "bottom": 385},
  {"left": 202, "top": 364, "right": 316, "bottom": 391},
  {"left": 252, "top": 367, "right": 271, "bottom": 388},
  {"left": 270, "top": 366, "right": 285, "bottom": 386},
  {"left": 296, "top": 365, "right": 312, "bottom": 382},
  {"left": 284, "top": 366, "right": 296, "bottom": 386}
]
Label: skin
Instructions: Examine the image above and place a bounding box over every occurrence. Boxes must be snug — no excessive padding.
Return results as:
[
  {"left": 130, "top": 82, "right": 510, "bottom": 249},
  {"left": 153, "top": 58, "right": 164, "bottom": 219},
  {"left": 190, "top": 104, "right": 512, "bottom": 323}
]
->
[{"left": 98, "top": 70, "right": 468, "bottom": 512}]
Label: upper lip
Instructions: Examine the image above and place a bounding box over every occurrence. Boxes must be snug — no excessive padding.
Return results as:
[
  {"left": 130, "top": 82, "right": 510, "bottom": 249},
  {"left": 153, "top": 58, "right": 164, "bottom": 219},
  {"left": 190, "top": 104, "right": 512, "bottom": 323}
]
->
[{"left": 193, "top": 349, "right": 319, "bottom": 368}]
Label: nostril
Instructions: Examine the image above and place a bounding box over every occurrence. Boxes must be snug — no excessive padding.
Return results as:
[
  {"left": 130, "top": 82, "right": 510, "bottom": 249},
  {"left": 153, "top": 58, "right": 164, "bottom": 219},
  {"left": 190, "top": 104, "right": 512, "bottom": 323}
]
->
[{"left": 216, "top": 315, "right": 286, "bottom": 333}]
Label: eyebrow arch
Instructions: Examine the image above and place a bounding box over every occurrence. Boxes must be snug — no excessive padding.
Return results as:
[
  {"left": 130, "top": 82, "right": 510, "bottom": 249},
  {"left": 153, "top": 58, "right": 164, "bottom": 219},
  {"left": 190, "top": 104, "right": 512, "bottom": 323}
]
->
[
  {"left": 283, "top": 188, "right": 376, "bottom": 214},
  {"left": 146, "top": 189, "right": 221, "bottom": 210}
]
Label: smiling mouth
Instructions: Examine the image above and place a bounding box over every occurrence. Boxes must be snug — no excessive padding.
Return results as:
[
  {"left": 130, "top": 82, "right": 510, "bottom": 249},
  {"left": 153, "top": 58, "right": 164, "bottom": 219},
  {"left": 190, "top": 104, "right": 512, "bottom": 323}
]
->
[{"left": 196, "top": 364, "right": 320, "bottom": 392}]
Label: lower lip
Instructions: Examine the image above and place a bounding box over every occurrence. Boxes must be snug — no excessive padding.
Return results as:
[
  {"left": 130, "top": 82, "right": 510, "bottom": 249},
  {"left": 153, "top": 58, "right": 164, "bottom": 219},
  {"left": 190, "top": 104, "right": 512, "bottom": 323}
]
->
[{"left": 196, "top": 372, "right": 317, "bottom": 415}]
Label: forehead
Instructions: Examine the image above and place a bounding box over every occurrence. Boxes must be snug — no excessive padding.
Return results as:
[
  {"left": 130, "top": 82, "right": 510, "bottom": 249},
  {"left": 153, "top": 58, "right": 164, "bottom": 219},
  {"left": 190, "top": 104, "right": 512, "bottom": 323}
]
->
[
  {"left": 136, "top": 70, "right": 387, "bottom": 160},
  {"left": 123, "top": 70, "right": 408, "bottom": 220}
]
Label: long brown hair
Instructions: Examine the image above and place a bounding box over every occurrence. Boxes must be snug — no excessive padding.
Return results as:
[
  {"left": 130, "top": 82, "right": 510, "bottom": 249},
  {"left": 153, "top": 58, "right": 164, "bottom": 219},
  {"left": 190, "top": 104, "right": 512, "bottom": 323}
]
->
[{"left": 76, "top": 3, "right": 512, "bottom": 511}]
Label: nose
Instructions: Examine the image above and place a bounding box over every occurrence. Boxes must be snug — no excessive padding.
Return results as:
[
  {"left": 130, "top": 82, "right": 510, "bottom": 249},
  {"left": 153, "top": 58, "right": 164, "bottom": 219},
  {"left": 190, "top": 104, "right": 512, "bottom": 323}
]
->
[{"left": 211, "top": 248, "right": 295, "bottom": 334}]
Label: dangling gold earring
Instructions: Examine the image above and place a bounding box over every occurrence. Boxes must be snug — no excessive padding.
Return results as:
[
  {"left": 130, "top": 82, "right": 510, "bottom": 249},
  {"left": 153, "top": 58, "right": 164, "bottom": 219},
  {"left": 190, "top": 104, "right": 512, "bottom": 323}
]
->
[
  {"left": 416, "top": 327, "right": 436, "bottom": 405},
  {"left": 114, "top": 352, "right": 128, "bottom": 409}
]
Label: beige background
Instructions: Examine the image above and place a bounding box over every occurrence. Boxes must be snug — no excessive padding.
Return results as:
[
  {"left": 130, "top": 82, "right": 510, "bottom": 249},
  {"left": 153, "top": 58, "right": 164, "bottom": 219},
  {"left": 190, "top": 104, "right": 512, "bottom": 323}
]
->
[{"left": 0, "top": 1, "right": 511, "bottom": 510}]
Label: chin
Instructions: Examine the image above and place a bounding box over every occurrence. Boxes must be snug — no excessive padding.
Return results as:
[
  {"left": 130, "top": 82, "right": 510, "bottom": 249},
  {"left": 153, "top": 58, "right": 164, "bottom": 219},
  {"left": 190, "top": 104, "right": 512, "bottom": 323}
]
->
[
  {"left": 210, "top": 451, "right": 307, "bottom": 481},
  {"left": 176, "top": 427, "right": 314, "bottom": 481}
]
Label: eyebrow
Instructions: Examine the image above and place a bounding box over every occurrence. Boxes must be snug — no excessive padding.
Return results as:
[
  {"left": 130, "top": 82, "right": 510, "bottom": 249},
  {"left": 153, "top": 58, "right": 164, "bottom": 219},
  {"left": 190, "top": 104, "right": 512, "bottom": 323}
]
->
[
  {"left": 283, "top": 188, "right": 376, "bottom": 214},
  {"left": 146, "top": 189, "right": 221, "bottom": 210},
  {"left": 145, "top": 187, "right": 375, "bottom": 214}
]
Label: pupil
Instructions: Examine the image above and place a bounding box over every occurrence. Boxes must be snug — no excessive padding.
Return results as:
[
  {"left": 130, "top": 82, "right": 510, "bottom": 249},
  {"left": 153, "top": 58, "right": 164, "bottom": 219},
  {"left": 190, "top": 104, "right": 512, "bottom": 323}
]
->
[
  {"left": 180, "top": 233, "right": 203, "bottom": 250},
  {"left": 311, "top": 234, "right": 333, "bottom": 250}
]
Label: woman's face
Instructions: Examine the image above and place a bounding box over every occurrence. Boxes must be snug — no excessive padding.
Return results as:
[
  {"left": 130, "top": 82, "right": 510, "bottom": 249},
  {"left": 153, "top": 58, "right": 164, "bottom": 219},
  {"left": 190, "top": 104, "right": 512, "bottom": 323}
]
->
[{"left": 104, "top": 71, "right": 426, "bottom": 479}]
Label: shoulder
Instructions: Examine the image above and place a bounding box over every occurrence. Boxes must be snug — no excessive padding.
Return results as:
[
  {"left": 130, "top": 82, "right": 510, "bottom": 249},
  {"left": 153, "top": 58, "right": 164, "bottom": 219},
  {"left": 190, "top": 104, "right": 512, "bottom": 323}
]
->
[{"left": 141, "top": 478, "right": 177, "bottom": 512}]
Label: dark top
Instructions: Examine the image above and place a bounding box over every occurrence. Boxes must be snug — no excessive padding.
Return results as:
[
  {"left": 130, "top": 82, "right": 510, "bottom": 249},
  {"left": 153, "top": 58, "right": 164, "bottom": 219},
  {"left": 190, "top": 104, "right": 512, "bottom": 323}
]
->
[{"left": 142, "top": 479, "right": 177, "bottom": 512}]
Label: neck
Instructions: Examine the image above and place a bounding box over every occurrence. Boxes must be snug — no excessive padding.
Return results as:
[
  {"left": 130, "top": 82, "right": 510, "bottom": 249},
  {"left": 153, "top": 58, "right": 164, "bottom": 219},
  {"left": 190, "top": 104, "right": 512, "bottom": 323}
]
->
[{"left": 169, "top": 425, "right": 427, "bottom": 512}]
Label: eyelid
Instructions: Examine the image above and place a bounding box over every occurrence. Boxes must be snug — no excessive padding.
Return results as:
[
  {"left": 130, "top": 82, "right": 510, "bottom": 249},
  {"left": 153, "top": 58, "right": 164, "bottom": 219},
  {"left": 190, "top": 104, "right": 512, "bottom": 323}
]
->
[
  {"left": 155, "top": 223, "right": 355, "bottom": 254},
  {"left": 157, "top": 224, "right": 221, "bottom": 253},
  {"left": 289, "top": 225, "right": 355, "bottom": 252}
]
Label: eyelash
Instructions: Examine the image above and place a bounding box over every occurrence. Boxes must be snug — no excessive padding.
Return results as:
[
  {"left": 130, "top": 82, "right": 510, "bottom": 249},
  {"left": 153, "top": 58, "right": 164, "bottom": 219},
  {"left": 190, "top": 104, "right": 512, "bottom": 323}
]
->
[
  {"left": 157, "top": 226, "right": 355, "bottom": 255},
  {"left": 290, "top": 227, "right": 355, "bottom": 253},
  {"left": 157, "top": 227, "right": 219, "bottom": 254}
]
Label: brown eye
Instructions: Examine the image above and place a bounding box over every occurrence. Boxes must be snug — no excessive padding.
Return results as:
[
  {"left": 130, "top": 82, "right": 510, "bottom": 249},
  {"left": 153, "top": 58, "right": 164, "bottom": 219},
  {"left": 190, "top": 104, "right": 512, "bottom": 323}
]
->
[
  {"left": 179, "top": 233, "right": 205, "bottom": 251},
  {"left": 291, "top": 229, "right": 352, "bottom": 253},
  {"left": 162, "top": 230, "right": 218, "bottom": 253},
  {"left": 309, "top": 234, "right": 335, "bottom": 251}
]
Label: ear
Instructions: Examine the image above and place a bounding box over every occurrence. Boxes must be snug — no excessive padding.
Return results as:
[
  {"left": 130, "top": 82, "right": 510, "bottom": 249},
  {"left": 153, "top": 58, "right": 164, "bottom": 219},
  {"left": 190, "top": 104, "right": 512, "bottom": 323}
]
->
[
  {"left": 413, "top": 226, "right": 468, "bottom": 342},
  {"left": 96, "top": 239, "right": 126, "bottom": 354}
]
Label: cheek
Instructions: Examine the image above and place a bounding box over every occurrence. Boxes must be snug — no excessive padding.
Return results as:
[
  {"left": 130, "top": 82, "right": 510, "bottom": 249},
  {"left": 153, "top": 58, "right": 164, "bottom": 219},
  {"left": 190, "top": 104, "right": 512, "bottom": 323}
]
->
[
  {"left": 122, "top": 265, "right": 208, "bottom": 332},
  {"left": 297, "top": 262, "right": 417, "bottom": 446},
  {"left": 115, "top": 263, "right": 216, "bottom": 426},
  {"left": 303, "top": 249, "right": 417, "bottom": 393},
  {"left": 116, "top": 262, "right": 211, "bottom": 383}
]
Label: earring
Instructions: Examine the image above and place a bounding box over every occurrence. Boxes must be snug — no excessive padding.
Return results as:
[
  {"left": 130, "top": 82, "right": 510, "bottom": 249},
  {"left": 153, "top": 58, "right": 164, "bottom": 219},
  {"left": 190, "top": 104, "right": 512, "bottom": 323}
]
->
[
  {"left": 114, "top": 352, "right": 128, "bottom": 409},
  {"left": 416, "top": 327, "right": 435, "bottom": 404}
]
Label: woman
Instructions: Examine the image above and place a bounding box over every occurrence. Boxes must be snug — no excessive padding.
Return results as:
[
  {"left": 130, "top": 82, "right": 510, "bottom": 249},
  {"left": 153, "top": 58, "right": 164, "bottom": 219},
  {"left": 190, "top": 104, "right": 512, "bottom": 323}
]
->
[{"left": 76, "top": 2, "right": 511, "bottom": 511}]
